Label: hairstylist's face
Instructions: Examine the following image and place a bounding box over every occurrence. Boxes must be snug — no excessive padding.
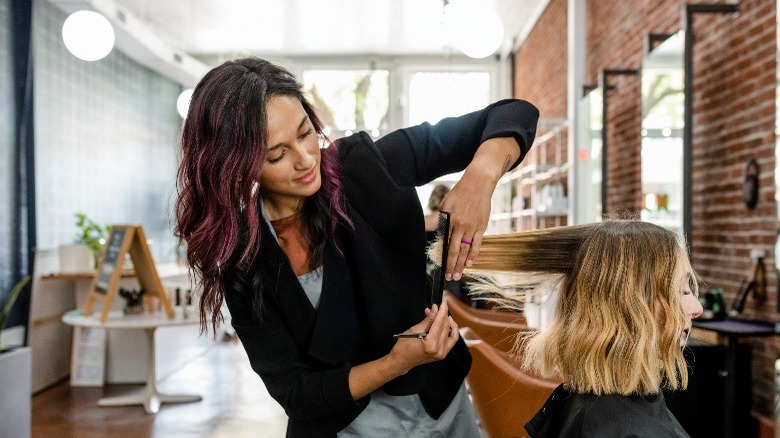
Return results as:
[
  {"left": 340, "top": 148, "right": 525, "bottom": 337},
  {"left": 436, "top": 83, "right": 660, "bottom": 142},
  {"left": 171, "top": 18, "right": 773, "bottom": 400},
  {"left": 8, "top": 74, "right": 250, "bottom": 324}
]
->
[
  {"left": 260, "top": 95, "right": 321, "bottom": 219},
  {"left": 680, "top": 285, "right": 703, "bottom": 346}
]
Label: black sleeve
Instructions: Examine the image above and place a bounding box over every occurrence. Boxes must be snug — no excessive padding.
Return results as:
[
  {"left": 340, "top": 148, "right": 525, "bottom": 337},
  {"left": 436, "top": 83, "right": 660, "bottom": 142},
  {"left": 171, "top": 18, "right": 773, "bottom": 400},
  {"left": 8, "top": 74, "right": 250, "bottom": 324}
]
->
[{"left": 374, "top": 99, "right": 539, "bottom": 187}]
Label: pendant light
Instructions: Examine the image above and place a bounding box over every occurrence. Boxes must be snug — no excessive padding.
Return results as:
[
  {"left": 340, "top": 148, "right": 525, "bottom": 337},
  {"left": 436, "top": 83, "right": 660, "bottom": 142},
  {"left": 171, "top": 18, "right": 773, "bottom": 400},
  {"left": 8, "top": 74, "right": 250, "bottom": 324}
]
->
[
  {"left": 177, "top": 88, "right": 194, "bottom": 119},
  {"left": 62, "top": 10, "right": 115, "bottom": 61},
  {"left": 442, "top": 0, "right": 504, "bottom": 59}
]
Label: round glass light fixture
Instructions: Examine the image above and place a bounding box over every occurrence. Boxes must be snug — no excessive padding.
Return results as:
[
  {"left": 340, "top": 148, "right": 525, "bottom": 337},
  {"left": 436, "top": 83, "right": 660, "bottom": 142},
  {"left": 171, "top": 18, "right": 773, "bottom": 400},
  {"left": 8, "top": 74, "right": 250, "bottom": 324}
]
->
[
  {"left": 177, "top": 88, "right": 194, "bottom": 119},
  {"left": 443, "top": 1, "right": 504, "bottom": 59},
  {"left": 62, "top": 10, "right": 115, "bottom": 61}
]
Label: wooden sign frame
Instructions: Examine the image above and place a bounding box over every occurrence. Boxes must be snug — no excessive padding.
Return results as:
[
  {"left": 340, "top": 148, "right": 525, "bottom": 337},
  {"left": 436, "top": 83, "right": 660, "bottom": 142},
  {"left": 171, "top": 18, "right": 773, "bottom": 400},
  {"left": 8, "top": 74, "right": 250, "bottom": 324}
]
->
[{"left": 84, "top": 225, "right": 174, "bottom": 322}]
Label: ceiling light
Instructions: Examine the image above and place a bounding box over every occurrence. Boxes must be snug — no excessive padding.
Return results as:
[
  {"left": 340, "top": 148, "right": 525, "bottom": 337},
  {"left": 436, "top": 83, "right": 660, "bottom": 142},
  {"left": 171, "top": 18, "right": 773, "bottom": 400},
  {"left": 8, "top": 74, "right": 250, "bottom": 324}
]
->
[
  {"left": 62, "top": 10, "right": 115, "bottom": 61},
  {"left": 442, "top": 1, "right": 504, "bottom": 59}
]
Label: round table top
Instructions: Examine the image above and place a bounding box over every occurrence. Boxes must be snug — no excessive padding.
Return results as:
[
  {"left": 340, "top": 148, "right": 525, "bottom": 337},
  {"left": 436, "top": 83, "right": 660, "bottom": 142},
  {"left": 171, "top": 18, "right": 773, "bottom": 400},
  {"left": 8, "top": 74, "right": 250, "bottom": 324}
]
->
[{"left": 62, "top": 309, "right": 200, "bottom": 329}]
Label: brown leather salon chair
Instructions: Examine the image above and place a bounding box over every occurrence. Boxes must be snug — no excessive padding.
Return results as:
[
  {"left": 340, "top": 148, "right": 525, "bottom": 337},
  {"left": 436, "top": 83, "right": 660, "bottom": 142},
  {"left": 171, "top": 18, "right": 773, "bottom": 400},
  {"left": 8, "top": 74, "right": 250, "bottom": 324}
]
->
[
  {"left": 461, "top": 327, "right": 561, "bottom": 438},
  {"left": 445, "top": 291, "right": 529, "bottom": 352},
  {"left": 445, "top": 290, "right": 527, "bottom": 324}
]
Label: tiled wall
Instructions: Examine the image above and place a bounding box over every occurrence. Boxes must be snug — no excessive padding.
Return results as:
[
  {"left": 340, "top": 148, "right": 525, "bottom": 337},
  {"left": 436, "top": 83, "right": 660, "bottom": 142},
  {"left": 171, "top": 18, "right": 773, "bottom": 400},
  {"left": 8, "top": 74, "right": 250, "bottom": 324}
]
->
[
  {"left": 33, "top": 0, "right": 182, "bottom": 263},
  {"left": 0, "top": 0, "right": 13, "bottom": 295}
]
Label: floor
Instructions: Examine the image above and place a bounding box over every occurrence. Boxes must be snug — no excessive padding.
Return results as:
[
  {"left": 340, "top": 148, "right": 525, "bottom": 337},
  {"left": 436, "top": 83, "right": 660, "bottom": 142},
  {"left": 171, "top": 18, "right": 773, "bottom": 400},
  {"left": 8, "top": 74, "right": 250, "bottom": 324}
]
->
[
  {"left": 30, "top": 325, "right": 490, "bottom": 438},
  {"left": 31, "top": 328, "right": 288, "bottom": 438}
]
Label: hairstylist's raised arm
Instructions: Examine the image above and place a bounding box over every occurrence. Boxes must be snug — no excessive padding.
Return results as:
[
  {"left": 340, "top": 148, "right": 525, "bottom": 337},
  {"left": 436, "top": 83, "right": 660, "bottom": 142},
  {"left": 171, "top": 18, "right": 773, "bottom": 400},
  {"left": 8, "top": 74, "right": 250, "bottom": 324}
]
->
[{"left": 440, "top": 135, "right": 522, "bottom": 281}]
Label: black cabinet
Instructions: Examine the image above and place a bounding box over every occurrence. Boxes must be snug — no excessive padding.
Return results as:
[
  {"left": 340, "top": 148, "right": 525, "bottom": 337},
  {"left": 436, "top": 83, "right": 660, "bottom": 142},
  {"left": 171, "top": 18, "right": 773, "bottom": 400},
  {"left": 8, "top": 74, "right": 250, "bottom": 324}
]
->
[{"left": 664, "top": 342, "right": 753, "bottom": 438}]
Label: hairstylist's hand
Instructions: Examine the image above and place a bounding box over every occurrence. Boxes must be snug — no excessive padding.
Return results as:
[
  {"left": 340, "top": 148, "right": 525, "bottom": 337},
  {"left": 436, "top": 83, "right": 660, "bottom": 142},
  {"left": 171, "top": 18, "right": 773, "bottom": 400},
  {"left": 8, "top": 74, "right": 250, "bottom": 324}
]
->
[
  {"left": 439, "top": 164, "right": 494, "bottom": 281},
  {"left": 388, "top": 301, "right": 459, "bottom": 373},
  {"left": 439, "top": 136, "right": 519, "bottom": 281}
]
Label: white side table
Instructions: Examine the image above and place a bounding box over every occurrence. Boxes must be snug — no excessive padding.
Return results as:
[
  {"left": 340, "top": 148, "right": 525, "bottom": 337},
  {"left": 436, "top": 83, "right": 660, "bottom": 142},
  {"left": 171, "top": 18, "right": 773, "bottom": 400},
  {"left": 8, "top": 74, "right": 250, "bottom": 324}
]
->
[{"left": 62, "top": 310, "right": 203, "bottom": 414}]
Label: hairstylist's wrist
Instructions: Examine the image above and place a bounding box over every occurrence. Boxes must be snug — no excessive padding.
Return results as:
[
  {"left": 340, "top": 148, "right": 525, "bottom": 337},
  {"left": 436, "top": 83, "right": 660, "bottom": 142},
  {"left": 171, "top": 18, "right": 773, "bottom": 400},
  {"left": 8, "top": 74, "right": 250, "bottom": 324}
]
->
[
  {"left": 469, "top": 136, "right": 521, "bottom": 184},
  {"left": 384, "top": 347, "right": 418, "bottom": 378},
  {"left": 462, "top": 159, "right": 502, "bottom": 193}
]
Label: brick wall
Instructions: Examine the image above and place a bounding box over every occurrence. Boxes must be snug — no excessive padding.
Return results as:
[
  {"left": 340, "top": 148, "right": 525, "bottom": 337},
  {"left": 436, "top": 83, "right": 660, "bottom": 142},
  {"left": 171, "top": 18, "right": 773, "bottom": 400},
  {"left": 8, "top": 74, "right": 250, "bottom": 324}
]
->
[
  {"left": 513, "top": 0, "right": 569, "bottom": 231},
  {"left": 514, "top": 0, "right": 778, "bottom": 422},
  {"left": 513, "top": 0, "right": 568, "bottom": 119},
  {"left": 586, "top": 0, "right": 777, "bottom": 420},
  {"left": 690, "top": 0, "right": 777, "bottom": 420}
]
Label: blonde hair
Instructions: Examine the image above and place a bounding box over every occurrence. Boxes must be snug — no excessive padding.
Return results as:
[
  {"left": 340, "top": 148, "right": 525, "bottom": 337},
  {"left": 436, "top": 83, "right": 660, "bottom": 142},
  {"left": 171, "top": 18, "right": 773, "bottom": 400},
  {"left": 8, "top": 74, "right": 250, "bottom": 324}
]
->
[{"left": 430, "top": 220, "right": 697, "bottom": 395}]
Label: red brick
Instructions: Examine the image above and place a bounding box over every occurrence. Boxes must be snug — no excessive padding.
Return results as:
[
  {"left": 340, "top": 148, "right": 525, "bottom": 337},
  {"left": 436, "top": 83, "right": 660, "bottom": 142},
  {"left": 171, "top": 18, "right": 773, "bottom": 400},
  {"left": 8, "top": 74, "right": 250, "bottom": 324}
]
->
[{"left": 514, "top": 0, "right": 778, "bottom": 417}]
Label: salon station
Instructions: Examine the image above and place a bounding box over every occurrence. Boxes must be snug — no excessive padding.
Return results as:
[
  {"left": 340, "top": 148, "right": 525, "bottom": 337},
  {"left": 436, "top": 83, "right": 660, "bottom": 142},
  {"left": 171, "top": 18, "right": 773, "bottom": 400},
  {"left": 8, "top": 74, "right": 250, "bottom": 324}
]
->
[{"left": 1, "top": 0, "right": 779, "bottom": 437}]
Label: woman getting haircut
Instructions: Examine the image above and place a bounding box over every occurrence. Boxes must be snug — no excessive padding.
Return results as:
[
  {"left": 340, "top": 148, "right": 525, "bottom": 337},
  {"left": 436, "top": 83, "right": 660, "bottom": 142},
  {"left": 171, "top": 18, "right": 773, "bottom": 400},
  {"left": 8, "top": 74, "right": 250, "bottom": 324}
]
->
[
  {"left": 436, "top": 220, "right": 703, "bottom": 437},
  {"left": 175, "top": 57, "right": 539, "bottom": 437},
  {"left": 424, "top": 184, "right": 451, "bottom": 238}
]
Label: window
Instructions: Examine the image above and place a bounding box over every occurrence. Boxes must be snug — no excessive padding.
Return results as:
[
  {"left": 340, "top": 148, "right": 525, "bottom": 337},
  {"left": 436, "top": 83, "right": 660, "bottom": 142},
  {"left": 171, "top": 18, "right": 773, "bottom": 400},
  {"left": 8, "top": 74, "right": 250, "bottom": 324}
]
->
[
  {"left": 407, "top": 71, "right": 491, "bottom": 125},
  {"left": 640, "top": 32, "right": 684, "bottom": 232},
  {"left": 575, "top": 87, "right": 603, "bottom": 224},
  {"left": 301, "top": 69, "right": 389, "bottom": 139}
]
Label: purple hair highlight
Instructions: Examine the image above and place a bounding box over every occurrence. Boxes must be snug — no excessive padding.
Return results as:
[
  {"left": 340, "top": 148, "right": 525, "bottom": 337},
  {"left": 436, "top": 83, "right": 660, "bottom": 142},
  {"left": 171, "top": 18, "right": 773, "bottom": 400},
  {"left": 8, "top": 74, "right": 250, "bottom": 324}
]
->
[
  {"left": 175, "top": 58, "right": 352, "bottom": 334},
  {"left": 318, "top": 140, "right": 353, "bottom": 245}
]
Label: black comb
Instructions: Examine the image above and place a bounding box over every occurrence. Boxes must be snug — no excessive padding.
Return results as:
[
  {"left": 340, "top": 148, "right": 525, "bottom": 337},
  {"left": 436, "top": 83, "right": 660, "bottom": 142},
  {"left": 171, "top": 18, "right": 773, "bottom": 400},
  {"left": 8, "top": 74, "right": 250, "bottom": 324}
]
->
[{"left": 429, "top": 210, "right": 450, "bottom": 306}]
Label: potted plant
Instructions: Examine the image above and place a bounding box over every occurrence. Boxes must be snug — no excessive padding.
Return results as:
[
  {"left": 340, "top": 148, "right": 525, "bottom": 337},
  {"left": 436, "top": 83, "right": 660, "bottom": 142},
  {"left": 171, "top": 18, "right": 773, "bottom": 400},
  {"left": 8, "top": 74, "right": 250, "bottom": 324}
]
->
[
  {"left": 0, "top": 275, "right": 32, "bottom": 438},
  {"left": 59, "top": 212, "right": 110, "bottom": 272},
  {"left": 75, "top": 212, "right": 111, "bottom": 260},
  {"left": 0, "top": 275, "right": 30, "bottom": 352}
]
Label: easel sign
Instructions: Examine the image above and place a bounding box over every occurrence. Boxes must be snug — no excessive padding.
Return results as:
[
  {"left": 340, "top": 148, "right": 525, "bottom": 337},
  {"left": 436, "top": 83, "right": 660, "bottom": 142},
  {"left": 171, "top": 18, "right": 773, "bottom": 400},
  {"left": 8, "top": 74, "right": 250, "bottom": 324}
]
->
[{"left": 84, "top": 225, "right": 174, "bottom": 322}]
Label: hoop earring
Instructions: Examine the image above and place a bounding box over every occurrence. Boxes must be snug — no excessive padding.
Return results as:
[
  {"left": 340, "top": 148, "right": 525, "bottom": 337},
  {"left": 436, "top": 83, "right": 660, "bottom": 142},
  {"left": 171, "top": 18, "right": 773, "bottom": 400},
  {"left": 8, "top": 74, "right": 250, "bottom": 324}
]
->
[{"left": 318, "top": 133, "right": 329, "bottom": 149}]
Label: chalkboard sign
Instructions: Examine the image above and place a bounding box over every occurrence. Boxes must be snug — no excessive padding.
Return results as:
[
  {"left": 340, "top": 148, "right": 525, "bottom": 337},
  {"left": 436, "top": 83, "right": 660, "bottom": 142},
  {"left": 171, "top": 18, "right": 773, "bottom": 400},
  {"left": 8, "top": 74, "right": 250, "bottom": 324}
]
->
[
  {"left": 94, "top": 227, "right": 127, "bottom": 293},
  {"left": 84, "top": 225, "right": 173, "bottom": 322}
]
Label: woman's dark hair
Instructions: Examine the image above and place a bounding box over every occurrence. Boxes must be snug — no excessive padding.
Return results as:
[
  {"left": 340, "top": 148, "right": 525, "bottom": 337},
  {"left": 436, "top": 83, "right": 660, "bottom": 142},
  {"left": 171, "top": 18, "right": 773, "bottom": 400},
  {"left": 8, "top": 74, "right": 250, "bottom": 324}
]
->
[{"left": 175, "top": 57, "right": 351, "bottom": 333}]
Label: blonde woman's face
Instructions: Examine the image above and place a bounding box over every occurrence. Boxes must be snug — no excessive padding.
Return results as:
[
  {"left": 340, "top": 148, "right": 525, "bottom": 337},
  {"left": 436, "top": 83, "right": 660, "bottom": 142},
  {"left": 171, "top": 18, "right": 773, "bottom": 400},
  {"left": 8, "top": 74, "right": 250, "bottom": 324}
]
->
[{"left": 680, "top": 286, "right": 703, "bottom": 346}]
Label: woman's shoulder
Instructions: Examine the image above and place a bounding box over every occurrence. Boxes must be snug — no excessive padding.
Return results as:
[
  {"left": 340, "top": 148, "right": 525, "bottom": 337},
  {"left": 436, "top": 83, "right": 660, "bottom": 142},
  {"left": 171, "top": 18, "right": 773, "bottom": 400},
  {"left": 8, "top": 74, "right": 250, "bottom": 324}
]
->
[
  {"left": 526, "top": 389, "right": 688, "bottom": 437},
  {"left": 329, "top": 132, "right": 390, "bottom": 177},
  {"left": 331, "top": 131, "right": 375, "bottom": 159},
  {"left": 575, "top": 393, "right": 689, "bottom": 437},
  {"left": 582, "top": 392, "right": 665, "bottom": 415}
]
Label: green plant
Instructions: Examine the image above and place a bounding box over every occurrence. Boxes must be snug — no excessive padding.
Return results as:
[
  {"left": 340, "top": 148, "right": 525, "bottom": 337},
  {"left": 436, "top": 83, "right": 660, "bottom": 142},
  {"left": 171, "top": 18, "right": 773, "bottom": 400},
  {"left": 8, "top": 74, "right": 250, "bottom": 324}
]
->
[
  {"left": 0, "top": 275, "right": 30, "bottom": 352},
  {"left": 74, "top": 212, "right": 110, "bottom": 260}
]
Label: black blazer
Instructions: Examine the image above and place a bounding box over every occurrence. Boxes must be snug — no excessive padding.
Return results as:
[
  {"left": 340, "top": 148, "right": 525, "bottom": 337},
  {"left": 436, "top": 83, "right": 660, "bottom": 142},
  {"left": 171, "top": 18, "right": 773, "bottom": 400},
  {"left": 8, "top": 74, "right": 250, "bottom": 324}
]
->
[{"left": 226, "top": 99, "right": 539, "bottom": 437}]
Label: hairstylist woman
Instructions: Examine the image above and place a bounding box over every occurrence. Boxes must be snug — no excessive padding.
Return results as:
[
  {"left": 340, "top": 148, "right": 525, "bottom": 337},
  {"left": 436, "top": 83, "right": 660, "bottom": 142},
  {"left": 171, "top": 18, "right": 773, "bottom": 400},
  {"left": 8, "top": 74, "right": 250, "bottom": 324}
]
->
[{"left": 175, "top": 57, "right": 539, "bottom": 437}]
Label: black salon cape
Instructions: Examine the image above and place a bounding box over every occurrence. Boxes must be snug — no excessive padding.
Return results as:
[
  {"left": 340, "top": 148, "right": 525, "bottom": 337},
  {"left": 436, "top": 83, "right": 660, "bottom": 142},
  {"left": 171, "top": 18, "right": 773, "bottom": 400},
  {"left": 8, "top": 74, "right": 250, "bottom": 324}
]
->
[
  {"left": 525, "top": 384, "right": 691, "bottom": 437},
  {"left": 226, "top": 99, "right": 539, "bottom": 437}
]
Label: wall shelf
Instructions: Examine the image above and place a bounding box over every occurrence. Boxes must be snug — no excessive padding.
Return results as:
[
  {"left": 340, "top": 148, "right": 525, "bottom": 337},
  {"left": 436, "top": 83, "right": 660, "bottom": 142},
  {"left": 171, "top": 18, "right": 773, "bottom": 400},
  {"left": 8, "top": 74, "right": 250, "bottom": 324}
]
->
[{"left": 488, "top": 118, "right": 569, "bottom": 234}]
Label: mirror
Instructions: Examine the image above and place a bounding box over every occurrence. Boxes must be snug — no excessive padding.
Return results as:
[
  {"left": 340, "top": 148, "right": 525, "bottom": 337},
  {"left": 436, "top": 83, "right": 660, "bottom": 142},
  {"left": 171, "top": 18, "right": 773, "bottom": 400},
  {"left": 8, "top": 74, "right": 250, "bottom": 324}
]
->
[
  {"left": 575, "top": 87, "right": 603, "bottom": 224},
  {"left": 640, "top": 31, "right": 685, "bottom": 234}
]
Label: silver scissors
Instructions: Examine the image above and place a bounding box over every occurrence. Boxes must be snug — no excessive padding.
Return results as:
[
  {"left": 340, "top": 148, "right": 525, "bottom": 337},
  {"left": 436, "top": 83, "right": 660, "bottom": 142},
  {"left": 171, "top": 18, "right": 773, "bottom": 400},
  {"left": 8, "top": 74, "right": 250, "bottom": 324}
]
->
[{"left": 393, "top": 332, "right": 428, "bottom": 339}]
